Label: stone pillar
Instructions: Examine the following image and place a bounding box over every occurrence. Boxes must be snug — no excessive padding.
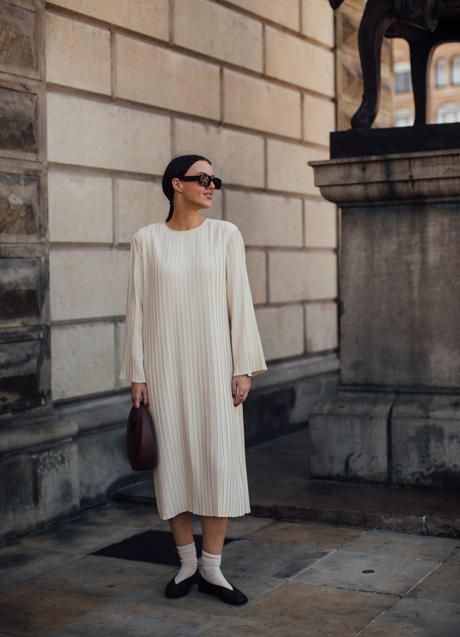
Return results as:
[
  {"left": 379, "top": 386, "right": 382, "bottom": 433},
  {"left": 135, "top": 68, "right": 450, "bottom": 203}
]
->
[{"left": 309, "top": 126, "right": 460, "bottom": 489}]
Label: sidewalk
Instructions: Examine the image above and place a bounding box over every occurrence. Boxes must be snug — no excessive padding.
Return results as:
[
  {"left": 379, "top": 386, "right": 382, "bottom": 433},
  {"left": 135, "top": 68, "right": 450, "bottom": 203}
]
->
[
  {"left": 0, "top": 427, "right": 459, "bottom": 636},
  {"left": 0, "top": 499, "right": 459, "bottom": 636},
  {"left": 117, "top": 427, "right": 460, "bottom": 538}
]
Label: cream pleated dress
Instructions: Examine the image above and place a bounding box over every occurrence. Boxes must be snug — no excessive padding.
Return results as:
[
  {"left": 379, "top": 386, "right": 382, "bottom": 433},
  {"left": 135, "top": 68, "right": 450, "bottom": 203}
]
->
[{"left": 119, "top": 217, "right": 268, "bottom": 519}]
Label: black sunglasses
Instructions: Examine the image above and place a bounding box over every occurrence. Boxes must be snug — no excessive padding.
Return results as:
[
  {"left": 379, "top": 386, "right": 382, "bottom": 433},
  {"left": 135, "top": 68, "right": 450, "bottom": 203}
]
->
[{"left": 178, "top": 173, "right": 222, "bottom": 189}]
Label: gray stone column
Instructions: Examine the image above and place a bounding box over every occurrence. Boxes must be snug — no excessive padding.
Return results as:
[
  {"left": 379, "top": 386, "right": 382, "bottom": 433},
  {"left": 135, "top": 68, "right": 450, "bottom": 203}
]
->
[{"left": 309, "top": 142, "right": 460, "bottom": 489}]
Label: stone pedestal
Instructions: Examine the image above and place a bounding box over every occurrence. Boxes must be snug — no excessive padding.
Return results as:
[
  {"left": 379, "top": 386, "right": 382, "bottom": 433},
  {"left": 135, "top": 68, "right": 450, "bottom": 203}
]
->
[{"left": 309, "top": 127, "right": 460, "bottom": 489}]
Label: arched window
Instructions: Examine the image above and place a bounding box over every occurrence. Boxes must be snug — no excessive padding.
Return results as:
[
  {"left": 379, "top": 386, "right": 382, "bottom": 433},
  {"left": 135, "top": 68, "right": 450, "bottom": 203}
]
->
[
  {"left": 452, "top": 56, "right": 460, "bottom": 86},
  {"left": 394, "top": 61, "right": 411, "bottom": 93},
  {"left": 435, "top": 58, "right": 449, "bottom": 87},
  {"left": 436, "top": 102, "right": 460, "bottom": 123},
  {"left": 395, "top": 109, "right": 413, "bottom": 127}
]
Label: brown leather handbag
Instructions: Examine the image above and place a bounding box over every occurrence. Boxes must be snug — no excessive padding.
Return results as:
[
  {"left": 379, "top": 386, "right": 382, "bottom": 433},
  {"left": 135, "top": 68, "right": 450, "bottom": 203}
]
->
[{"left": 126, "top": 399, "right": 158, "bottom": 470}]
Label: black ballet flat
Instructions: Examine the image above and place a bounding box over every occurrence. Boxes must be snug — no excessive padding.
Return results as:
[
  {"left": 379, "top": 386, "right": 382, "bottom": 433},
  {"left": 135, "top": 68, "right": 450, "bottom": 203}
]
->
[
  {"left": 164, "top": 568, "right": 199, "bottom": 598},
  {"left": 197, "top": 572, "right": 248, "bottom": 605}
]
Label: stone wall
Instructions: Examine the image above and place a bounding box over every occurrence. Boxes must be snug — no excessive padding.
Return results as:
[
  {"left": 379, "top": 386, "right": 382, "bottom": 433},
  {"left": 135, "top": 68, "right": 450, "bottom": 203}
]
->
[
  {"left": 44, "top": 0, "right": 339, "bottom": 403},
  {"left": 0, "top": 0, "right": 48, "bottom": 416}
]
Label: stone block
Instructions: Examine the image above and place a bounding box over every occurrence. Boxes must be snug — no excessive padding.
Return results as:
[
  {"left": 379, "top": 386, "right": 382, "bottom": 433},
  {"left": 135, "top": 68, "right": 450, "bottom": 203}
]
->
[
  {"left": 303, "top": 94, "right": 335, "bottom": 146},
  {"left": 115, "top": 35, "right": 220, "bottom": 120},
  {"left": 0, "top": 2, "right": 38, "bottom": 73},
  {"left": 0, "top": 439, "right": 79, "bottom": 538},
  {"left": 0, "top": 85, "right": 37, "bottom": 154},
  {"left": 269, "top": 250, "right": 337, "bottom": 302},
  {"left": 246, "top": 250, "right": 266, "bottom": 304},
  {"left": 391, "top": 396, "right": 460, "bottom": 489},
  {"left": 51, "top": 322, "right": 115, "bottom": 399},
  {"left": 305, "top": 301, "right": 338, "bottom": 352},
  {"left": 256, "top": 305, "right": 304, "bottom": 360},
  {"left": 0, "top": 169, "right": 40, "bottom": 236},
  {"left": 223, "top": 69, "right": 301, "bottom": 138},
  {"left": 48, "top": 170, "right": 113, "bottom": 243},
  {"left": 309, "top": 395, "right": 392, "bottom": 481},
  {"left": 50, "top": 0, "right": 169, "bottom": 40},
  {"left": 0, "top": 332, "right": 44, "bottom": 414},
  {"left": 115, "top": 178, "right": 163, "bottom": 244},
  {"left": 174, "top": 119, "right": 264, "bottom": 188},
  {"left": 47, "top": 92, "right": 171, "bottom": 173},
  {"left": 267, "top": 138, "right": 327, "bottom": 195},
  {"left": 226, "top": 190, "right": 302, "bottom": 247},
  {"left": 225, "top": 0, "right": 300, "bottom": 31},
  {"left": 49, "top": 248, "right": 128, "bottom": 320},
  {"left": 265, "top": 26, "right": 334, "bottom": 96},
  {"left": 339, "top": 204, "right": 460, "bottom": 387},
  {"left": 173, "top": 0, "right": 263, "bottom": 72},
  {"left": 45, "top": 12, "right": 111, "bottom": 94},
  {"left": 0, "top": 257, "right": 42, "bottom": 319},
  {"left": 301, "top": 0, "right": 335, "bottom": 46},
  {"left": 78, "top": 424, "right": 132, "bottom": 506},
  {"left": 304, "top": 198, "right": 337, "bottom": 248}
]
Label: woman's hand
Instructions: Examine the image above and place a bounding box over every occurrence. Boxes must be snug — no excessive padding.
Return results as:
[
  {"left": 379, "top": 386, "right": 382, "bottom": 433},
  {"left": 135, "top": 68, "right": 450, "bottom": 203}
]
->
[
  {"left": 232, "top": 374, "right": 251, "bottom": 406},
  {"left": 131, "top": 382, "right": 149, "bottom": 408}
]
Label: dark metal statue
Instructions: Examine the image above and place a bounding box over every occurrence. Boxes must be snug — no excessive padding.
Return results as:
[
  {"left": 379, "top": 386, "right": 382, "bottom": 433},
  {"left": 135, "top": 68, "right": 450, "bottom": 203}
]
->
[{"left": 330, "top": 0, "right": 460, "bottom": 128}]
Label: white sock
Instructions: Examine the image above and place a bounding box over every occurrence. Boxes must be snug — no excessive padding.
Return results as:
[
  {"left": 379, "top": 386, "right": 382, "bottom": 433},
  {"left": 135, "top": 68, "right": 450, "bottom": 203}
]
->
[
  {"left": 174, "top": 541, "right": 198, "bottom": 584},
  {"left": 198, "top": 549, "right": 233, "bottom": 591}
]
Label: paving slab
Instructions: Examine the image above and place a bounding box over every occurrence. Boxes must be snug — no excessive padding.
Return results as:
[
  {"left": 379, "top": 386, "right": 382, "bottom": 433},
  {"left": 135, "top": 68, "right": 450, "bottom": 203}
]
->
[
  {"left": 17, "top": 516, "right": 142, "bottom": 556},
  {"left": 243, "top": 520, "right": 364, "bottom": 549},
  {"left": 237, "top": 580, "right": 398, "bottom": 636},
  {"left": 0, "top": 543, "right": 74, "bottom": 585},
  {"left": 197, "top": 617, "right": 313, "bottom": 637},
  {"left": 408, "top": 558, "right": 460, "bottom": 604},
  {"left": 292, "top": 549, "right": 439, "bottom": 596},
  {"left": 219, "top": 538, "right": 328, "bottom": 580},
  {"left": 40, "top": 601, "right": 222, "bottom": 637},
  {"left": 357, "top": 597, "right": 460, "bottom": 637},
  {"left": 339, "top": 528, "right": 460, "bottom": 561},
  {"left": 81, "top": 502, "right": 162, "bottom": 529},
  {"left": 0, "top": 583, "right": 107, "bottom": 637},
  {"left": 30, "top": 555, "right": 175, "bottom": 598}
]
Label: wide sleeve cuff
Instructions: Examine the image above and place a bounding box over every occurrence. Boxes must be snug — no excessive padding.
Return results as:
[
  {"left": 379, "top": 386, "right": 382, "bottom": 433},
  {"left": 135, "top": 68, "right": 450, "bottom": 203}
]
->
[
  {"left": 119, "top": 232, "right": 146, "bottom": 383},
  {"left": 226, "top": 227, "right": 268, "bottom": 378}
]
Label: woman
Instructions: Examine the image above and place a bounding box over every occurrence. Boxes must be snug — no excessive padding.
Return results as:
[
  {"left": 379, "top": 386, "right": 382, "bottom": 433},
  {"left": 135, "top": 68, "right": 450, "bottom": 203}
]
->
[{"left": 119, "top": 154, "right": 268, "bottom": 606}]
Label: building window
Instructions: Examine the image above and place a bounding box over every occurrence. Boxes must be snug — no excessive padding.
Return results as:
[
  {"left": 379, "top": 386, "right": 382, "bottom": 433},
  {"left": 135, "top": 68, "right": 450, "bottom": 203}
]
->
[
  {"left": 395, "top": 109, "right": 413, "bottom": 127},
  {"left": 436, "top": 102, "right": 460, "bottom": 123},
  {"left": 435, "top": 58, "right": 449, "bottom": 87},
  {"left": 394, "top": 62, "right": 411, "bottom": 93},
  {"left": 452, "top": 56, "right": 460, "bottom": 85}
]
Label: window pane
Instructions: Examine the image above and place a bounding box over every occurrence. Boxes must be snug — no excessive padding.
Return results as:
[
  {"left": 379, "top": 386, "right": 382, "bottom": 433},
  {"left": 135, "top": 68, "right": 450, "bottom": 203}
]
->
[
  {"left": 452, "top": 57, "right": 460, "bottom": 85},
  {"left": 435, "top": 59, "right": 448, "bottom": 87}
]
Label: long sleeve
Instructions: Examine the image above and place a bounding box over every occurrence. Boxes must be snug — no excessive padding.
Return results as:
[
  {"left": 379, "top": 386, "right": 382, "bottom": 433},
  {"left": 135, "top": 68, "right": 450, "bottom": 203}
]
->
[
  {"left": 119, "top": 232, "right": 146, "bottom": 383},
  {"left": 226, "top": 227, "right": 268, "bottom": 377}
]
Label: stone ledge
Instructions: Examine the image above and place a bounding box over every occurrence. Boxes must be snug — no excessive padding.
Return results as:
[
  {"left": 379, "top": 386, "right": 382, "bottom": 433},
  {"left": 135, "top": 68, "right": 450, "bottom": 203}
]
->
[
  {"left": 0, "top": 408, "right": 77, "bottom": 455},
  {"left": 309, "top": 149, "right": 460, "bottom": 205}
]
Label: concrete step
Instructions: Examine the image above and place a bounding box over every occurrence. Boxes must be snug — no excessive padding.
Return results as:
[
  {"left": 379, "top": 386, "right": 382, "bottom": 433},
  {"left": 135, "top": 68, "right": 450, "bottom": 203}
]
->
[{"left": 113, "top": 428, "right": 460, "bottom": 538}]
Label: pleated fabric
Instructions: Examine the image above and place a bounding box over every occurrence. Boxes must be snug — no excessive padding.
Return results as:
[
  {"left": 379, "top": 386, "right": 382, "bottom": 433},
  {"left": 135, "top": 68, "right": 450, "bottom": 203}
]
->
[{"left": 119, "top": 218, "right": 268, "bottom": 519}]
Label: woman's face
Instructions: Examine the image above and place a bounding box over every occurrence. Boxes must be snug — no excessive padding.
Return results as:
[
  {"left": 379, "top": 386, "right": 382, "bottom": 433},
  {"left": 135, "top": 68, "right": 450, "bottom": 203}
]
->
[{"left": 172, "top": 160, "right": 215, "bottom": 211}]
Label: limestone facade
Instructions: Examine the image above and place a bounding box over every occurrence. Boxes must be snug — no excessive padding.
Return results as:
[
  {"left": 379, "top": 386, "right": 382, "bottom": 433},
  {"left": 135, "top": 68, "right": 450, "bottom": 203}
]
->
[{"left": 42, "top": 0, "right": 338, "bottom": 404}]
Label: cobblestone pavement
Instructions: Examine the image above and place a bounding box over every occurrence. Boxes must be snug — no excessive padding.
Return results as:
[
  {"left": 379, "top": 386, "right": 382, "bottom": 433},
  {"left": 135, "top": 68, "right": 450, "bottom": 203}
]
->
[{"left": 1, "top": 499, "right": 459, "bottom": 636}]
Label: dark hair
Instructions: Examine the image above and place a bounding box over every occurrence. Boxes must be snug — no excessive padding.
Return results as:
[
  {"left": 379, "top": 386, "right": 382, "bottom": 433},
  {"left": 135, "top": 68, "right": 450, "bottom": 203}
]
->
[{"left": 161, "top": 154, "right": 211, "bottom": 221}]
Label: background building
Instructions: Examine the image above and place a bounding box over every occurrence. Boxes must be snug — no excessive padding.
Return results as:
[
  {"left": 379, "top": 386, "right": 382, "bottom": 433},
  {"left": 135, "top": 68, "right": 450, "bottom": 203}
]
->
[{"left": 393, "top": 39, "right": 460, "bottom": 126}]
